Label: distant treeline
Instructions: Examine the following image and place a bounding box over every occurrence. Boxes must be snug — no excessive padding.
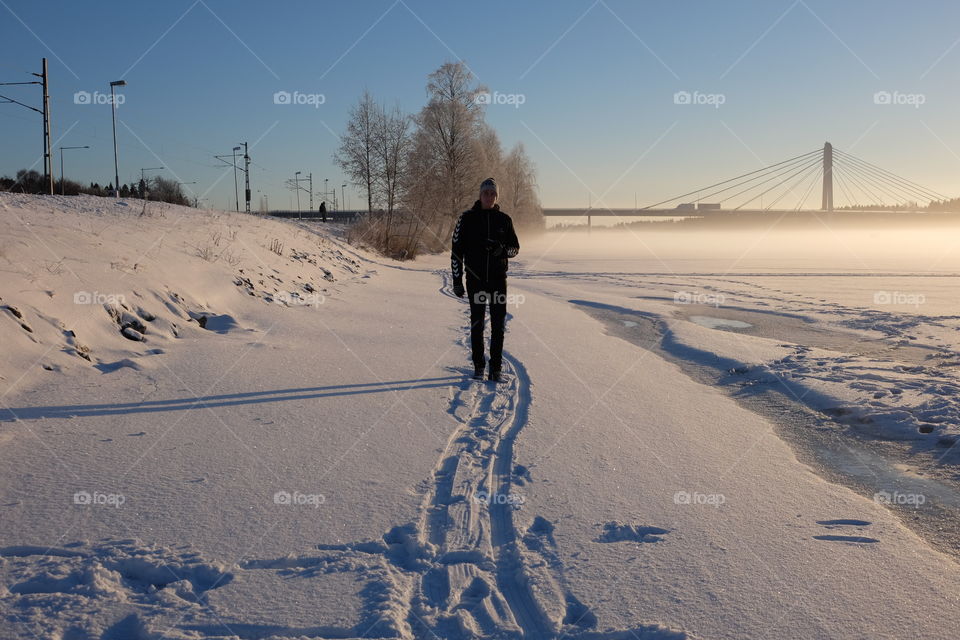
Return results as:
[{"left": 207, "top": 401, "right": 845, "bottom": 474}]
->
[
  {"left": 837, "top": 197, "right": 960, "bottom": 212},
  {"left": 1, "top": 169, "right": 192, "bottom": 207}
]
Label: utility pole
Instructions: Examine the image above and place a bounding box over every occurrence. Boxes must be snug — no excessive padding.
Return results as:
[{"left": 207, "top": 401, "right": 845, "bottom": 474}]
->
[
  {"left": 214, "top": 149, "right": 245, "bottom": 211},
  {"left": 40, "top": 58, "right": 52, "bottom": 194},
  {"left": 294, "top": 171, "right": 302, "bottom": 219},
  {"left": 0, "top": 58, "right": 52, "bottom": 193},
  {"left": 308, "top": 173, "right": 313, "bottom": 211},
  {"left": 232, "top": 146, "right": 241, "bottom": 211},
  {"left": 241, "top": 141, "right": 250, "bottom": 213}
]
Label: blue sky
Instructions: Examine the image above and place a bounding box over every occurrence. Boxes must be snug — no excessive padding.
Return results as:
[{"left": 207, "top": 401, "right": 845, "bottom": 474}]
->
[{"left": 2, "top": 0, "right": 959, "bottom": 210}]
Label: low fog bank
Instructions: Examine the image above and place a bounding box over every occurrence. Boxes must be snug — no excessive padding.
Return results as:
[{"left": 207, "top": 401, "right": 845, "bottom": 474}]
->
[{"left": 520, "top": 225, "right": 960, "bottom": 274}]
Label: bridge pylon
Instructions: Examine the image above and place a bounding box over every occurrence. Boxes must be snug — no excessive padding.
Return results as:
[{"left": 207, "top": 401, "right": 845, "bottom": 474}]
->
[{"left": 822, "top": 141, "right": 834, "bottom": 212}]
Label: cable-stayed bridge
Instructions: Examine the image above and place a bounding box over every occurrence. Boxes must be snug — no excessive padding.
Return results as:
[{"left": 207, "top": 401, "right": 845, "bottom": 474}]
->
[{"left": 543, "top": 142, "right": 955, "bottom": 224}]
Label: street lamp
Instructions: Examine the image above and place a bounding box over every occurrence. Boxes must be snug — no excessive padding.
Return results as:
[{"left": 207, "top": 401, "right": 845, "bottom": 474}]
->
[
  {"left": 232, "top": 146, "right": 241, "bottom": 211},
  {"left": 109, "top": 80, "right": 126, "bottom": 197},
  {"left": 59, "top": 145, "right": 89, "bottom": 195},
  {"left": 294, "top": 171, "right": 302, "bottom": 219}
]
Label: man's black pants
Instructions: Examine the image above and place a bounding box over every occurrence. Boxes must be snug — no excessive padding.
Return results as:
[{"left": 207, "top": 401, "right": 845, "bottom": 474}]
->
[{"left": 467, "top": 279, "right": 507, "bottom": 373}]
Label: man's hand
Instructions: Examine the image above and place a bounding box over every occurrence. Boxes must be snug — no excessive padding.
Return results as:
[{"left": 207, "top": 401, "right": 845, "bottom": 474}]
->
[
  {"left": 485, "top": 238, "right": 504, "bottom": 256},
  {"left": 453, "top": 281, "right": 465, "bottom": 298}
]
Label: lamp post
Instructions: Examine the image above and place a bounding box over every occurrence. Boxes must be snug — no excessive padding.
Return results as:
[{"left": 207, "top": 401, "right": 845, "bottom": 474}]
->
[
  {"left": 59, "top": 145, "right": 89, "bottom": 195},
  {"left": 109, "top": 80, "right": 126, "bottom": 197}
]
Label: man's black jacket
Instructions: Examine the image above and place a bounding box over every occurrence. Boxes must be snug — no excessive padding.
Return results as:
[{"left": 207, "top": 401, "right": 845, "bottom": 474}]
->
[{"left": 451, "top": 200, "right": 520, "bottom": 289}]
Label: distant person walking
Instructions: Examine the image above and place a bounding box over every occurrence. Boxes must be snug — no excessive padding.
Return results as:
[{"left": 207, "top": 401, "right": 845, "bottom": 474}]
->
[
  {"left": 319, "top": 201, "right": 327, "bottom": 222},
  {"left": 450, "top": 178, "right": 520, "bottom": 382}
]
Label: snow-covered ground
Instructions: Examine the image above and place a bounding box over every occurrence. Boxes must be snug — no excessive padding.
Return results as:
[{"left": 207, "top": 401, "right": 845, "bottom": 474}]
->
[{"left": 2, "top": 194, "right": 960, "bottom": 639}]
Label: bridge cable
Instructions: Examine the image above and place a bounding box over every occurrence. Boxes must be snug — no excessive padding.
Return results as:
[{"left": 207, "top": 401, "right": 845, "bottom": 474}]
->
[
  {"left": 763, "top": 160, "right": 824, "bottom": 211},
  {"left": 692, "top": 153, "right": 823, "bottom": 205},
  {"left": 795, "top": 166, "right": 824, "bottom": 212},
  {"left": 639, "top": 148, "right": 821, "bottom": 209},
  {"left": 833, "top": 164, "right": 859, "bottom": 207},
  {"left": 837, "top": 159, "right": 914, "bottom": 206},
  {"left": 834, "top": 150, "right": 943, "bottom": 203},
  {"left": 729, "top": 156, "right": 822, "bottom": 210},
  {"left": 834, "top": 148, "right": 949, "bottom": 201},
  {"left": 835, "top": 163, "right": 889, "bottom": 207}
]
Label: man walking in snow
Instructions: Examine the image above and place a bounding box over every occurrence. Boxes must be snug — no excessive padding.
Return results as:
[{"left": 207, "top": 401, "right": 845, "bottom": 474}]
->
[{"left": 450, "top": 178, "right": 520, "bottom": 382}]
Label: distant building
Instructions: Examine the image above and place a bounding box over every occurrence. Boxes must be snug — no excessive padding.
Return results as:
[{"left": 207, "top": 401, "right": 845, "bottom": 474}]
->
[
  {"left": 697, "top": 203, "right": 721, "bottom": 210},
  {"left": 676, "top": 203, "right": 696, "bottom": 211}
]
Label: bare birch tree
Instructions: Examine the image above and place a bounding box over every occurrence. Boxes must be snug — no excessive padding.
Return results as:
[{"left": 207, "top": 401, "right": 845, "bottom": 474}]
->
[{"left": 334, "top": 90, "right": 380, "bottom": 214}]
